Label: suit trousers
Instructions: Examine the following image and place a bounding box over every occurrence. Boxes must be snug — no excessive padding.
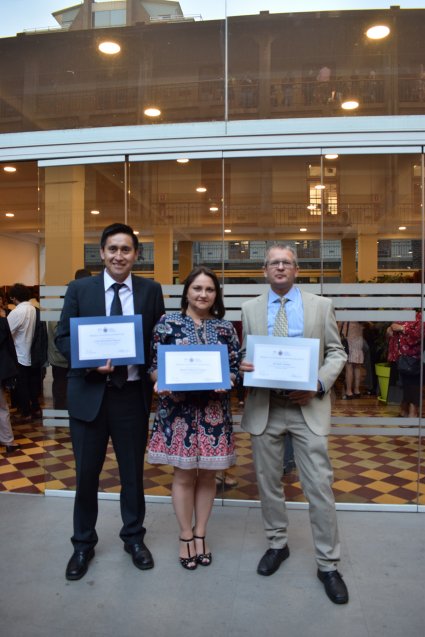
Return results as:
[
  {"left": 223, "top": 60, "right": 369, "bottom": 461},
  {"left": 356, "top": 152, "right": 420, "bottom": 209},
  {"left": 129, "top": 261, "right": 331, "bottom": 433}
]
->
[
  {"left": 70, "top": 380, "right": 149, "bottom": 551},
  {"left": 251, "top": 393, "right": 340, "bottom": 571},
  {"left": 0, "top": 386, "right": 14, "bottom": 445}
]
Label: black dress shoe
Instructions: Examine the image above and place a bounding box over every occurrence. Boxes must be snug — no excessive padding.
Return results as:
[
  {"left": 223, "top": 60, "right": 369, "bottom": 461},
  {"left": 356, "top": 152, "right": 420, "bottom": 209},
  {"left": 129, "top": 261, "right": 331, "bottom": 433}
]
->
[
  {"left": 257, "top": 545, "right": 290, "bottom": 576},
  {"left": 317, "top": 569, "right": 349, "bottom": 604},
  {"left": 65, "top": 549, "right": 95, "bottom": 581},
  {"left": 5, "top": 444, "right": 21, "bottom": 453},
  {"left": 124, "top": 542, "right": 154, "bottom": 570}
]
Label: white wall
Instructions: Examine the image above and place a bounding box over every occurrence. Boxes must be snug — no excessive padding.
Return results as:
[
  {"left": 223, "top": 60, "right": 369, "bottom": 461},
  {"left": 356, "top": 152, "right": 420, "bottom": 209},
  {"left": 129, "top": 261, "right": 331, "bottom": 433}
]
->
[{"left": 0, "top": 235, "right": 39, "bottom": 285}]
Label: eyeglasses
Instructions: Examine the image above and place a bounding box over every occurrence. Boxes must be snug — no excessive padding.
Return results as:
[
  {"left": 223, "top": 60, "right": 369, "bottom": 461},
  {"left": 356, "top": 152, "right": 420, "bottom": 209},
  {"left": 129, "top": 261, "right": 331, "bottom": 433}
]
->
[{"left": 266, "top": 259, "right": 295, "bottom": 269}]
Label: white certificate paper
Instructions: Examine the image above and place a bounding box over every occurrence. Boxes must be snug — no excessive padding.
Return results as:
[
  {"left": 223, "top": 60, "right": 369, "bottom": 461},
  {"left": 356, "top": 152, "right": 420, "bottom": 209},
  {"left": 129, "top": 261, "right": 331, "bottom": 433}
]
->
[
  {"left": 78, "top": 322, "right": 136, "bottom": 361},
  {"left": 253, "top": 343, "right": 310, "bottom": 383},
  {"left": 244, "top": 335, "right": 320, "bottom": 391},
  {"left": 165, "top": 350, "right": 223, "bottom": 385}
]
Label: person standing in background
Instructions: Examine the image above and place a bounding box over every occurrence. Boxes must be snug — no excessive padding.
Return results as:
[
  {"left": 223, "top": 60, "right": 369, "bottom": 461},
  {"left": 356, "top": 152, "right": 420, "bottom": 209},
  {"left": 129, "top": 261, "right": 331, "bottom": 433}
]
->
[
  {"left": 0, "top": 316, "right": 21, "bottom": 453},
  {"left": 7, "top": 283, "right": 37, "bottom": 423}
]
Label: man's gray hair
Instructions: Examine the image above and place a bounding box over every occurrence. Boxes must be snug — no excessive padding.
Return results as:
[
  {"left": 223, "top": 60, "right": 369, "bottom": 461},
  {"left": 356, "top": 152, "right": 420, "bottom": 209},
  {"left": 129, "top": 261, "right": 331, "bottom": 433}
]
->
[{"left": 263, "top": 243, "right": 298, "bottom": 267}]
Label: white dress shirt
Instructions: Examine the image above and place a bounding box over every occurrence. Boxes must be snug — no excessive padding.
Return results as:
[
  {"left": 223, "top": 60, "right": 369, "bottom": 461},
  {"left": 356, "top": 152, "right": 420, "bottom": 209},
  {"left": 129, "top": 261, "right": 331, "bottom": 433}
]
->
[
  {"left": 7, "top": 301, "right": 36, "bottom": 366},
  {"left": 103, "top": 270, "right": 139, "bottom": 381}
]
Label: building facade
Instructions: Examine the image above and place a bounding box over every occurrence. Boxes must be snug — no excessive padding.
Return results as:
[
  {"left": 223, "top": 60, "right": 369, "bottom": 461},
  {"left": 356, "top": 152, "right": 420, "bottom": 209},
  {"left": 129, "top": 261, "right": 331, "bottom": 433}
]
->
[{"left": 0, "top": 1, "right": 423, "bottom": 510}]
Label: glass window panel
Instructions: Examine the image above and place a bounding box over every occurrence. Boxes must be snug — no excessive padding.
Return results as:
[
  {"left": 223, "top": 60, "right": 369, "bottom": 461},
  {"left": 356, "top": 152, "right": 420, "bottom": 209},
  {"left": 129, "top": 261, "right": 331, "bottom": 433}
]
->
[
  {"left": 0, "top": 147, "right": 422, "bottom": 508},
  {"left": 227, "top": 3, "right": 425, "bottom": 121},
  {"left": 0, "top": 1, "right": 226, "bottom": 133}
]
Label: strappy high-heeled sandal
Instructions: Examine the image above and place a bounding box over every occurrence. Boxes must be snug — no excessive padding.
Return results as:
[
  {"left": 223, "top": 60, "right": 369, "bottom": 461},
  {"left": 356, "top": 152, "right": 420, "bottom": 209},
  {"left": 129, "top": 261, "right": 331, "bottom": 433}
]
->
[
  {"left": 193, "top": 534, "right": 212, "bottom": 566},
  {"left": 179, "top": 537, "right": 197, "bottom": 570}
]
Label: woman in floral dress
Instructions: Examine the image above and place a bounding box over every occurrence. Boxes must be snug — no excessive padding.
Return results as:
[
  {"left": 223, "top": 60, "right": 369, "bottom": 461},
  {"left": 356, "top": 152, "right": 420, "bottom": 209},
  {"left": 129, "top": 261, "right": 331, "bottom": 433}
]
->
[{"left": 148, "top": 266, "right": 240, "bottom": 570}]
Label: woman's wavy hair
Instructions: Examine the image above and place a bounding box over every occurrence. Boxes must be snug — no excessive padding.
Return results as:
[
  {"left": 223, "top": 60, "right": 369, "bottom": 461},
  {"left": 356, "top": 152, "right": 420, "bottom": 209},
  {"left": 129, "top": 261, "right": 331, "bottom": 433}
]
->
[{"left": 181, "top": 266, "right": 225, "bottom": 319}]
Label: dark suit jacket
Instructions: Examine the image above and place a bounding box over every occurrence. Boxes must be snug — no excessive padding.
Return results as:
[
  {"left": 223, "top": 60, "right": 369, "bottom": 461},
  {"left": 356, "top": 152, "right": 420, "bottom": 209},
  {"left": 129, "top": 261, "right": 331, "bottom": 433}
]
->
[
  {"left": 56, "top": 272, "right": 165, "bottom": 422},
  {"left": 0, "top": 317, "right": 19, "bottom": 382}
]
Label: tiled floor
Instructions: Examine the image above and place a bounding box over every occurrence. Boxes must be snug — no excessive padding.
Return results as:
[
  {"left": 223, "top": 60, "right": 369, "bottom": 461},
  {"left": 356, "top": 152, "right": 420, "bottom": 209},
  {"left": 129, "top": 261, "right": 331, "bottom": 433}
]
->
[{"left": 1, "top": 394, "right": 424, "bottom": 505}]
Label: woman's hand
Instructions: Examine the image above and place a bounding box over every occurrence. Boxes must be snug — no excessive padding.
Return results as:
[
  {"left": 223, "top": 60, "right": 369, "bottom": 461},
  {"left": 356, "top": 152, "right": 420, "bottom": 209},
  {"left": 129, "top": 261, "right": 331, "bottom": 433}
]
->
[
  {"left": 239, "top": 359, "right": 254, "bottom": 373},
  {"left": 153, "top": 380, "right": 172, "bottom": 396}
]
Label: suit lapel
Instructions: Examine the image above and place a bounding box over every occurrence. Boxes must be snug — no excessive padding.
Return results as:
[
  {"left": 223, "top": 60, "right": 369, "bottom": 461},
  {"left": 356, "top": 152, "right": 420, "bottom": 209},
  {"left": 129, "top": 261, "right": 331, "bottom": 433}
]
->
[
  {"left": 255, "top": 293, "right": 269, "bottom": 335},
  {"left": 131, "top": 274, "right": 144, "bottom": 314},
  {"left": 301, "top": 290, "right": 315, "bottom": 337},
  {"left": 93, "top": 273, "right": 107, "bottom": 315}
]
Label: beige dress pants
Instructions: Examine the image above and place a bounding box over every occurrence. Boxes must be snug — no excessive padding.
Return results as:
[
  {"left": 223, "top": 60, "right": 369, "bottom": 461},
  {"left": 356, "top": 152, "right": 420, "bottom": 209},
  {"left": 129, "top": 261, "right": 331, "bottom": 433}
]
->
[{"left": 251, "top": 393, "right": 340, "bottom": 571}]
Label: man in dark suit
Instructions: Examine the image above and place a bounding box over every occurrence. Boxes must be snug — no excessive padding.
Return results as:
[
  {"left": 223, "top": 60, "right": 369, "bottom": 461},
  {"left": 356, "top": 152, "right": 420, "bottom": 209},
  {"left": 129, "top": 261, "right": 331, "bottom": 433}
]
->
[
  {"left": 240, "top": 243, "right": 348, "bottom": 604},
  {"left": 56, "top": 223, "right": 165, "bottom": 581}
]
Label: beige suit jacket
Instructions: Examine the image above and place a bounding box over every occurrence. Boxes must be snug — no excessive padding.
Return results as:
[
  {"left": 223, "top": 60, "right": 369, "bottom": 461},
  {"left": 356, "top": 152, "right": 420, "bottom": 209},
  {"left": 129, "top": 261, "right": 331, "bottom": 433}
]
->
[{"left": 240, "top": 289, "right": 347, "bottom": 436}]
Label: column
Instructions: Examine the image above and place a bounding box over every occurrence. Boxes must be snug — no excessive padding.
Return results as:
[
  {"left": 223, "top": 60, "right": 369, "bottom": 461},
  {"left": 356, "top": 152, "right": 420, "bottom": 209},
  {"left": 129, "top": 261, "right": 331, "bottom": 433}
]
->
[
  {"left": 44, "top": 165, "right": 85, "bottom": 285},
  {"left": 153, "top": 226, "right": 173, "bottom": 284},
  {"left": 341, "top": 238, "right": 357, "bottom": 282},
  {"left": 178, "top": 241, "right": 193, "bottom": 282},
  {"left": 358, "top": 233, "right": 378, "bottom": 282}
]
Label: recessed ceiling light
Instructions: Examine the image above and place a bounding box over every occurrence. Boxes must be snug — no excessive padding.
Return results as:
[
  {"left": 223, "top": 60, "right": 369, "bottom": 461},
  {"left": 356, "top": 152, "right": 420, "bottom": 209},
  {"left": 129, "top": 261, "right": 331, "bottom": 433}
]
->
[
  {"left": 3, "top": 166, "right": 16, "bottom": 173},
  {"left": 300, "top": 227, "right": 307, "bottom": 232},
  {"left": 366, "top": 25, "right": 390, "bottom": 40},
  {"left": 209, "top": 205, "right": 219, "bottom": 212},
  {"left": 398, "top": 226, "right": 406, "bottom": 230},
  {"left": 177, "top": 158, "right": 189, "bottom": 164},
  {"left": 341, "top": 99, "right": 359, "bottom": 110},
  {"left": 134, "top": 230, "right": 140, "bottom": 235},
  {"left": 324, "top": 154, "right": 338, "bottom": 160},
  {"left": 5, "top": 212, "right": 15, "bottom": 217},
  {"left": 224, "top": 228, "right": 232, "bottom": 233},
  {"left": 98, "top": 41, "right": 121, "bottom": 54},
  {"left": 196, "top": 186, "right": 207, "bottom": 193},
  {"left": 144, "top": 107, "right": 161, "bottom": 117},
  {"left": 90, "top": 210, "right": 100, "bottom": 215}
]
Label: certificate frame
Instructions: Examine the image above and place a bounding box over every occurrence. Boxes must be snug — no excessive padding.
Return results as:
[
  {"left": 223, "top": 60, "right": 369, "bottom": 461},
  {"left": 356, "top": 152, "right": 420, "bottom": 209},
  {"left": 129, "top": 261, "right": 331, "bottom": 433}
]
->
[
  {"left": 243, "top": 335, "right": 320, "bottom": 391},
  {"left": 157, "top": 344, "right": 231, "bottom": 392},
  {"left": 70, "top": 315, "right": 144, "bottom": 368}
]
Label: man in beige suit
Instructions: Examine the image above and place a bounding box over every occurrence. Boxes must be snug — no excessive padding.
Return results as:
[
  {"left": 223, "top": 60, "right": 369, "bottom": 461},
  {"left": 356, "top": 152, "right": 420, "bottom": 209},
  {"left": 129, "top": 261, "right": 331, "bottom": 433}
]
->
[{"left": 240, "top": 243, "right": 348, "bottom": 604}]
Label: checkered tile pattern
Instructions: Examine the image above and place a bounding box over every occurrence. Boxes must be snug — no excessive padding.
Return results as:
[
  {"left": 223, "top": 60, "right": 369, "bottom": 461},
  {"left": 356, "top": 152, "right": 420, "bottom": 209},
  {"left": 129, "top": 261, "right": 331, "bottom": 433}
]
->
[{"left": 1, "top": 401, "right": 424, "bottom": 505}]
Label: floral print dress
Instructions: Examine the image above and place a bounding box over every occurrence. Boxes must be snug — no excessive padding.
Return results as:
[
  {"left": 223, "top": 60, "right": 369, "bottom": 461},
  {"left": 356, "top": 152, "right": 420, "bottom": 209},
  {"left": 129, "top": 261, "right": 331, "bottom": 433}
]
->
[{"left": 147, "top": 312, "right": 241, "bottom": 470}]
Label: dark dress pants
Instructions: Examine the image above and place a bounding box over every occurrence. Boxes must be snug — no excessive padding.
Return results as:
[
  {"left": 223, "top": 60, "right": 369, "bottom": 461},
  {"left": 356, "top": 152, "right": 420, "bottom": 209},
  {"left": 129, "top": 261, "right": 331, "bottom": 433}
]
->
[
  {"left": 70, "top": 380, "right": 149, "bottom": 551},
  {"left": 52, "top": 365, "right": 68, "bottom": 409},
  {"left": 15, "top": 363, "right": 31, "bottom": 416}
]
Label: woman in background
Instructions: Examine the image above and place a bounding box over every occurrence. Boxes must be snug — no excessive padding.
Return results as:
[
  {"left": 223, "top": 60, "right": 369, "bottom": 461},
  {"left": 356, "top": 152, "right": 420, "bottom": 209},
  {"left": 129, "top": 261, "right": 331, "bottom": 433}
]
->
[{"left": 387, "top": 313, "right": 421, "bottom": 418}]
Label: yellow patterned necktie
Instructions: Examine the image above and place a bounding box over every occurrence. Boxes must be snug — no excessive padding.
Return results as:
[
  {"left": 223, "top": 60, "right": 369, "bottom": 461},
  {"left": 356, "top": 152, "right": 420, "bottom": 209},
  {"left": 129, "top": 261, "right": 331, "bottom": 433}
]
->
[{"left": 273, "top": 297, "right": 289, "bottom": 337}]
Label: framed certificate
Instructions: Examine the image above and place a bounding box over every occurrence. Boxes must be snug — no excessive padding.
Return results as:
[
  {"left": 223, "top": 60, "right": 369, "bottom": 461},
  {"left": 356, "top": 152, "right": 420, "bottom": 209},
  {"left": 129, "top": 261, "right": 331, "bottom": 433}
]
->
[
  {"left": 70, "top": 315, "right": 144, "bottom": 368},
  {"left": 243, "top": 335, "right": 320, "bottom": 391},
  {"left": 157, "top": 344, "right": 231, "bottom": 391}
]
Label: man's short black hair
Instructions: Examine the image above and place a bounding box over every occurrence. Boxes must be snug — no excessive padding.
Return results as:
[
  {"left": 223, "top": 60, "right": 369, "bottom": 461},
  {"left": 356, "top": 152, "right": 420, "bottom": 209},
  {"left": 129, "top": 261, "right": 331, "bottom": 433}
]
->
[
  {"left": 74, "top": 268, "right": 92, "bottom": 279},
  {"left": 100, "top": 223, "right": 139, "bottom": 251},
  {"left": 9, "top": 283, "right": 31, "bottom": 303}
]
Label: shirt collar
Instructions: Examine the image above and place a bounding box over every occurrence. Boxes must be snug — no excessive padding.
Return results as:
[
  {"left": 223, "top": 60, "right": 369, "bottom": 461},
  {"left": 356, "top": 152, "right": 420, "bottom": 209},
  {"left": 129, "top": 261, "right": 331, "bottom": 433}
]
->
[
  {"left": 269, "top": 285, "right": 298, "bottom": 304},
  {"left": 103, "top": 269, "right": 133, "bottom": 292}
]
